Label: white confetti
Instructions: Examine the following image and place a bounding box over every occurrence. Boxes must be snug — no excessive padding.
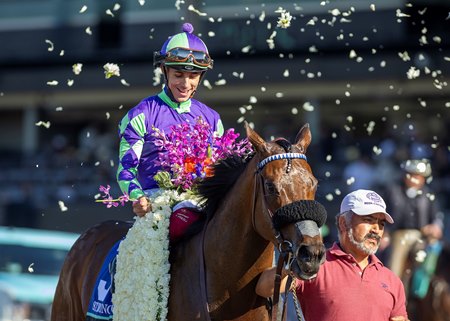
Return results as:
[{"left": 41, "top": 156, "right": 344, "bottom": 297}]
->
[
  {"left": 106, "top": 9, "right": 114, "bottom": 17},
  {"left": 106, "top": 112, "right": 111, "bottom": 119},
  {"left": 47, "top": 80, "right": 58, "bottom": 86},
  {"left": 85, "top": 27, "right": 92, "bottom": 35},
  {"left": 306, "top": 18, "right": 316, "bottom": 26},
  {"left": 249, "top": 96, "right": 257, "bottom": 103},
  {"left": 120, "top": 79, "right": 130, "bottom": 86},
  {"left": 215, "top": 79, "right": 227, "bottom": 86},
  {"left": 139, "top": 0, "right": 145, "bottom": 5},
  {"left": 104, "top": 63, "right": 121, "bottom": 78},
  {"left": 58, "top": 201, "right": 68, "bottom": 212},
  {"left": 113, "top": 3, "right": 121, "bottom": 11},
  {"left": 398, "top": 51, "right": 411, "bottom": 61},
  {"left": 28, "top": 263, "right": 34, "bottom": 273},
  {"left": 241, "top": 45, "right": 252, "bottom": 53},
  {"left": 276, "top": 8, "right": 292, "bottom": 29},
  {"left": 188, "top": 4, "right": 207, "bottom": 16},
  {"left": 72, "top": 63, "right": 83, "bottom": 75},
  {"left": 406, "top": 66, "right": 420, "bottom": 79},
  {"left": 36, "top": 121, "right": 50, "bottom": 128},
  {"left": 302, "top": 102, "right": 315, "bottom": 112},
  {"left": 80, "top": 5, "right": 87, "bottom": 13},
  {"left": 329, "top": 9, "right": 341, "bottom": 16},
  {"left": 45, "top": 39, "right": 54, "bottom": 52},
  {"left": 370, "top": 4, "right": 376, "bottom": 11},
  {"left": 396, "top": 9, "right": 410, "bottom": 18},
  {"left": 203, "top": 79, "right": 212, "bottom": 90},
  {"left": 67, "top": 79, "right": 74, "bottom": 86},
  {"left": 55, "top": 106, "right": 63, "bottom": 111}
]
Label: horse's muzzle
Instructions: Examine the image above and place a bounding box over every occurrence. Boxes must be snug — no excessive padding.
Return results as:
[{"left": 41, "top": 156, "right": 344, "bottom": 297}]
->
[{"left": 290, "top": 243, "right": 326, "bottom": 280}]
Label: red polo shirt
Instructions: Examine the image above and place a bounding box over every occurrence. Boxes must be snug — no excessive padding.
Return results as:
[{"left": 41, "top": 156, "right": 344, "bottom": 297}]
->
[{"left": 295, "top": 242, "right": 408, "bottom": 321}]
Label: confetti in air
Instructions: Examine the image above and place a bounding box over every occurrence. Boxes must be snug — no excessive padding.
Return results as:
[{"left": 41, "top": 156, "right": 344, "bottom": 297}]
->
[
  {"left": 35, "top": 121, "right": 51, "bottom": 128},
  {"left": 72, "top": 63, "right": 83, "bottom": 75},
  {"left": 80, "top": 5, "right": 87, "bottom": 13},
  {"left": 28, "top": 263, "right": 34, "bottom": 273},
  {"left": 188, "top": 4, "right": 207, "bottom": 16},
  {"left": 58, "top": 201, "right": 68, "bottom": 212},
  {"left": 275, "top": 7, "right": 292, "bottom": 29},
  {"left": 103, "top": 63, "right": 121, "bottom": 79},
  {"left": 45, "top": 39, "right": 54, "bottom": 52},
  {"left": 406, "top": 66, "right": 420, "bottom": 79}
]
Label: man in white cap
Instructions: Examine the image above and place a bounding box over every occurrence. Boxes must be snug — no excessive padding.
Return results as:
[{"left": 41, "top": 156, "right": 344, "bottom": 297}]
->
[{"left": 256, "top": 189, "right": 409, "bottom": 321}]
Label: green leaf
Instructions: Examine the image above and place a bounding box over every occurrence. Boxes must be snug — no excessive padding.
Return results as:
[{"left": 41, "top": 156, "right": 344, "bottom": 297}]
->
[{"left": 153, "top": 171, "right": 174, "bottom": 189}]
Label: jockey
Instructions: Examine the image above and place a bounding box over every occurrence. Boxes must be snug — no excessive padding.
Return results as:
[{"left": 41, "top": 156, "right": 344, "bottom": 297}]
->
[
  {"left": 116, "top": 23, "right": 223, "bottom": 242},
  {"left": 382, "top": 159, "right": 444, "bottom": 293}
]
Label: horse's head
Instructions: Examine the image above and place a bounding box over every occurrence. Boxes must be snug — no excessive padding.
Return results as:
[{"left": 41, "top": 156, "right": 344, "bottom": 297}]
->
[{"left": 246, "top": 123, "right": 327, "bottom": 280}]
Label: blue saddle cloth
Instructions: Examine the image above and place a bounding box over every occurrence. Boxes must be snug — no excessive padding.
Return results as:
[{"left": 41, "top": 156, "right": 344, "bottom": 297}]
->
[{"left": 86, "top": 240, "right": 121, "bottom": 320}]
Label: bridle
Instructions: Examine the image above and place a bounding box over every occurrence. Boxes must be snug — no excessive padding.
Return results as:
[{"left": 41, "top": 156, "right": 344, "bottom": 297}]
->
[{"left": 254, "top": 149, "right": 308, "bottom": 321}]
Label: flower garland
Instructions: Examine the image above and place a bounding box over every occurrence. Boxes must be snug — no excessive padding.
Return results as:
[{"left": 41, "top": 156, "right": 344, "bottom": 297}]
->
[{"left": 112, "top": 189, "right": 196, "bottom": 321}]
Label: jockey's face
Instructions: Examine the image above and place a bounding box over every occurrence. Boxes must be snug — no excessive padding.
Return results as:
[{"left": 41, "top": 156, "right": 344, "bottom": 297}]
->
[{"left": 164, "top": 67, "right": 202, "bottom": 102}]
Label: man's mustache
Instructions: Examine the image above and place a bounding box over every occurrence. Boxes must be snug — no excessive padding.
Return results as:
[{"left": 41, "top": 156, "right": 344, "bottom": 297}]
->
[{"left": 364, "top": 232, "right": 381, "bottom": 243}]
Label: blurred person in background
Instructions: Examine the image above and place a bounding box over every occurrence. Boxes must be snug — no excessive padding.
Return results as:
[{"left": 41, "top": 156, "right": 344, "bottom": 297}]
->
[{"left": 381, "top": 159, "right": 444, "bottom": 293}]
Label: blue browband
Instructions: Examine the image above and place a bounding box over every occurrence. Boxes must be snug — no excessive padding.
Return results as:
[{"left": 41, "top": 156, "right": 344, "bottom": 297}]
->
[{"left": 256, "top": 153, "right": 307, "bottom": 172}]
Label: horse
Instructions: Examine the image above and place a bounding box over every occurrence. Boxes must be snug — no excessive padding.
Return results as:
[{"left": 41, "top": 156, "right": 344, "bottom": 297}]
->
[
  {"left": 51, "top": 123, "right": 327, "bottom": 321},
  {"left": 402, "top": 237, "right": 450, "bottom": 321}
]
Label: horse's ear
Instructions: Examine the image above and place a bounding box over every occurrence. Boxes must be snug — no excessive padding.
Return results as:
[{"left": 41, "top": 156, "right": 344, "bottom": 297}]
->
[
  {"left": 245, "top": 122, "right": 267, "bottom": 153},
  {"left": 294, "top": 123, "right": 312, "bottom": 153}
]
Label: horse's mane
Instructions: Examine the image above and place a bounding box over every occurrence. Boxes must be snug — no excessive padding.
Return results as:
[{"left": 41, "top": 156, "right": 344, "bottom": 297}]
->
[
  {"left": 197, "top": 154, "right": 253, "bottom": 218},
  {"left": 169, "top": 154, "right": 253, "bottom": 248}
]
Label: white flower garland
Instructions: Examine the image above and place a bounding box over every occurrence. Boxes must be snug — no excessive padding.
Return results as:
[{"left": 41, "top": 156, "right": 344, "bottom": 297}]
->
[{"left": 112, "top": 189, "right": 194, "bottom": 321}]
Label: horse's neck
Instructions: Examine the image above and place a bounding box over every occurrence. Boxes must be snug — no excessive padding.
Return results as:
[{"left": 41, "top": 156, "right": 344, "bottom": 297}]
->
[{"left": 204, "top": 162, "right": 274, "bottom": 294}]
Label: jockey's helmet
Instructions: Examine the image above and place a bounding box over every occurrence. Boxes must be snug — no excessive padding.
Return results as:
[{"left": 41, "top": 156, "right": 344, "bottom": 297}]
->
[{"left": 154, "top": 23, "right": 213, "bottom": 72}]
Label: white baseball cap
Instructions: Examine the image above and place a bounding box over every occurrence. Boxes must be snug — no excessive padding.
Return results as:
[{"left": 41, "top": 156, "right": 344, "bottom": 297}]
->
[{"left": 340, "top": 189, "right": 394, "bottom": 224}]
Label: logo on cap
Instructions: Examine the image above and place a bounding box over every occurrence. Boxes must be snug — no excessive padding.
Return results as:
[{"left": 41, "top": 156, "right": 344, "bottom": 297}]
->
[{"left": 366, "top": 192, "right": 382, "bottom": 204}]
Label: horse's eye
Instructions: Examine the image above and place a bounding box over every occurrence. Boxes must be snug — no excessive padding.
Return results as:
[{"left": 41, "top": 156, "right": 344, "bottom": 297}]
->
[{"left": 265, "top": 182, "right": 277, "bottom": 195}]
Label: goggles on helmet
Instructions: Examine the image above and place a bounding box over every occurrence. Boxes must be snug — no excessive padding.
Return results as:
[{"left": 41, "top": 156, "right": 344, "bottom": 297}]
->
[{"left": 165, "top": 47, "right": 213, "bottom": 68}]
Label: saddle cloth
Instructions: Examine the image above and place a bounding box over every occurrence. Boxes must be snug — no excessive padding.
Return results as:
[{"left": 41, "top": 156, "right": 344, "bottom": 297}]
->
[{"left": 86, "top": 240, "right": 122, "bottom": 321}]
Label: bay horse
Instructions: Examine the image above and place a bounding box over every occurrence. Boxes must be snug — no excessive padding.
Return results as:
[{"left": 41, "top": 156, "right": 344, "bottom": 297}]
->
[
  {"left": 403, "top": 237, "right": 450, "bottom": 321},
  {"left": 51, "top": 123, "right": 327, "bottom": 321}
]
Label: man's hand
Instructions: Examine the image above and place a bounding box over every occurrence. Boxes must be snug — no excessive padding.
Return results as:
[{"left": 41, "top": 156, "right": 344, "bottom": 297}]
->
[
  {"left": 132, "top": 196, "right": 152, "bottom": 217},
  {"left": 421, "top": 223, "right": 442, "bottom": 240}
]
